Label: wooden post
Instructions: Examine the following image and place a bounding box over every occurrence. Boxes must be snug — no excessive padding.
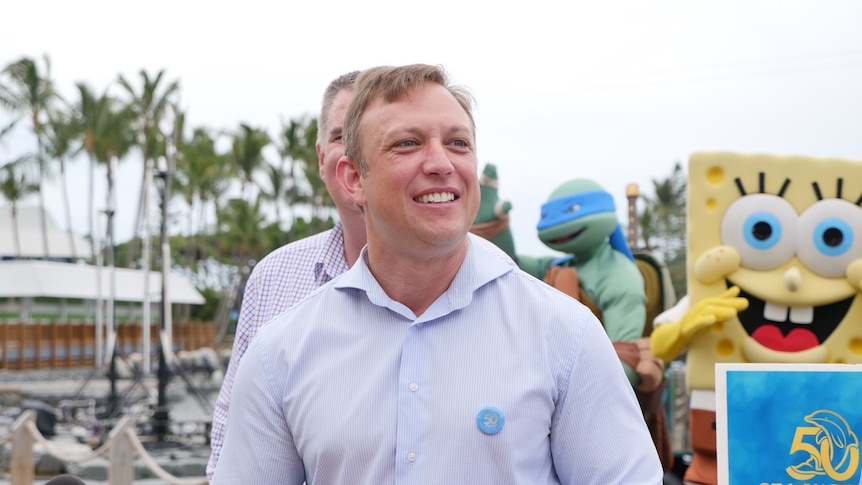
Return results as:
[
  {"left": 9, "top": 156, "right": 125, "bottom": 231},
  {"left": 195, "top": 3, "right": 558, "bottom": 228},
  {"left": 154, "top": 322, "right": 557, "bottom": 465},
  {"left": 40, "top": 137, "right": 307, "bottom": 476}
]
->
[
  {"left": 34, "top": 323, "right": 43, "bottom": 370},
  {"left": 625, "top": 183, "right": 640, "bottom": 250},
  {"left": 49, "top": 322, "right": 58, "bottom": 368},
  {"left": 108, "top": 416, "right": 136, "bottom": 485},
  {"left": 10, "top": 410, "right": 35, "bottom": 485},
  {"left": 65, "top": 321, "right": 73, "bottom": 367},
  {"left": 1, "top": 322, "right": 7, "bottom": 369}
]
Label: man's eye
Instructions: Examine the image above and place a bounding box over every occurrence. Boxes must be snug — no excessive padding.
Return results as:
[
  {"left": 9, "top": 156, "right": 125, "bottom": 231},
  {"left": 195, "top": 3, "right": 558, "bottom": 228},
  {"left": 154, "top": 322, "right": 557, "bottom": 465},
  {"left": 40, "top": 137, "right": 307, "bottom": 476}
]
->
[
  {"left": 397, "top": 140, "right": 418, "bottom": 147},
  {"left": 451, "top": 139, "right": 469, "bottom": 148}
]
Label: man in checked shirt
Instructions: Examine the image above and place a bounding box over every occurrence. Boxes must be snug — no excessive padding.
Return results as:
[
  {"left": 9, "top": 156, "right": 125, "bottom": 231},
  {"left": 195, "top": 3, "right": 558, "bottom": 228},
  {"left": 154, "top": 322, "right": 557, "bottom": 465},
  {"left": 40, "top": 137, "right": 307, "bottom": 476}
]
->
[{"left": 206, "top": 70, "right": 367, "bottom": 479}]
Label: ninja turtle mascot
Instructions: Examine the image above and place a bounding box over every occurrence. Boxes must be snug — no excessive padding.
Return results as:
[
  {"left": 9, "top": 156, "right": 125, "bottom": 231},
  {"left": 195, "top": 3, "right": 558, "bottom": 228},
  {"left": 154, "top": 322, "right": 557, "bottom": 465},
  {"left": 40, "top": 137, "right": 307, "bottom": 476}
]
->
[{"left": 471, "top": 163, "right": 670, "bottom": 470}]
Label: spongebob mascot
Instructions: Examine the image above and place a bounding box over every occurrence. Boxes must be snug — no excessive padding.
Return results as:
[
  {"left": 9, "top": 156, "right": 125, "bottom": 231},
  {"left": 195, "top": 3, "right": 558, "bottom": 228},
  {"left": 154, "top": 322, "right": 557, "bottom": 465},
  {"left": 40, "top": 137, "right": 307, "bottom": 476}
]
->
[{"left": 651, "top": 152, "right": 862, "bottom": 485}]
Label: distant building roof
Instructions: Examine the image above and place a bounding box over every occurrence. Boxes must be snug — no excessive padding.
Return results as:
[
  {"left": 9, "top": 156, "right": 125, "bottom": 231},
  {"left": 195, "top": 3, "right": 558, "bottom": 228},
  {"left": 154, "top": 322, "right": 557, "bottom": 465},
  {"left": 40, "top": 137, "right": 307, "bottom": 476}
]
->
[
  {"left": 0, "top": 206, "right": 93, "bottom": 261},
  {"left": 0, "top": 260, "right": 205, "bottom": 305}
]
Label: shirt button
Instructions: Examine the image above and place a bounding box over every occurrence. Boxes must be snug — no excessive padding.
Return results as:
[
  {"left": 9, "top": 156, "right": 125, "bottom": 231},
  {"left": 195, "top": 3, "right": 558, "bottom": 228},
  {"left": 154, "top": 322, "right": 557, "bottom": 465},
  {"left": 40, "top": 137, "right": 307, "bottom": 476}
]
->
[
  {"left": 409, "top": 382, "right": 419, "bottom": 392},
  {"left": 407, "top": 452, "right": 417, "bottom": 462},
  {"left": 416, "top": 322, "right": 423, "bottom": 327}
]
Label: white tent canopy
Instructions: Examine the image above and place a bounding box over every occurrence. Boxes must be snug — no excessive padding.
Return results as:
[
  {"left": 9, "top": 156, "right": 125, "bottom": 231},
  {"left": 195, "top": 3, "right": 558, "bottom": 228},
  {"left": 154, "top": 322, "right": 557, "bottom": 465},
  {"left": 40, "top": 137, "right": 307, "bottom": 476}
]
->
[
  {"left": 0, "top": 205, "right": 203, "bottom": 304},
  {"left": 0, "top": 259, "right": 204, "bottom": 304},
  {"left": 0, "top": 206, "right": 93, "bottom": 261}
]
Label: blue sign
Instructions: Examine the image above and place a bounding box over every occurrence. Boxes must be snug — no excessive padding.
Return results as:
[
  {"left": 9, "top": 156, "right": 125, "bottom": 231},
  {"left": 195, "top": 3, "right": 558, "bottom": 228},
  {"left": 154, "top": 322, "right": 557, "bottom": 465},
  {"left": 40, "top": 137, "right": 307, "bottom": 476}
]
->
[{"left": 716, "top": 363, "right": 862, "bottom": 485}]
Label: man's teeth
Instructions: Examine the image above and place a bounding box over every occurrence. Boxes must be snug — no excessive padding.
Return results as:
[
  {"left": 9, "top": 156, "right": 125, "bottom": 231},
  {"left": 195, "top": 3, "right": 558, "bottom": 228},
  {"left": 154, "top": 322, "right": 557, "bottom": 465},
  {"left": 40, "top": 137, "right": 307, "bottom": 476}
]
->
[
  {"left": 764, "top": 302, "right": 813, "bottom": 324},
  {"left": 415, "top": 192, "right": 455, "bottom": 203}
]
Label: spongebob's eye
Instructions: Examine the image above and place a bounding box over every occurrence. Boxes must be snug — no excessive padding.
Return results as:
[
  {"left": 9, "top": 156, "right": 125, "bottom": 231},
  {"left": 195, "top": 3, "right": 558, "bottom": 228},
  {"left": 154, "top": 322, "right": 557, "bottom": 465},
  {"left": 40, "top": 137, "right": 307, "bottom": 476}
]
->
[
  {"left": 720, "top": 194, "right": 797, "bottom": 270},
  {"left": 797, "top": 199, "right": 862, "bottom": 278}
]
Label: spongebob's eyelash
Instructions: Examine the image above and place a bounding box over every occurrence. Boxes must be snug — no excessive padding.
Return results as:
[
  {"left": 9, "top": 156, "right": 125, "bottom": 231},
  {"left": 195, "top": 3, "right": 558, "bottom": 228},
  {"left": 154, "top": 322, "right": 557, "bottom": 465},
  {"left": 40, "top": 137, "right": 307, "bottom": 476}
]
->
[
  {"left": 734, "top": 173, "right": 862, "bottom": 206},
  {"left": 734, "top": 173, "right": 791, "bottom": 197},
  {"left": 811, "top": 179, "right": 862, "bottom": 205}
]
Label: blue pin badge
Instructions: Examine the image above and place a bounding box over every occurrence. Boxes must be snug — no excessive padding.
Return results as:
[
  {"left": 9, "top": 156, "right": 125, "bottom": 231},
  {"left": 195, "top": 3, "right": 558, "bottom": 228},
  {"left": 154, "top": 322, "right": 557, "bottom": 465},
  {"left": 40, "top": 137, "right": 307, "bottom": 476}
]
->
[{"left": 476, "top": 407, "right": 505, "bottom": 435}]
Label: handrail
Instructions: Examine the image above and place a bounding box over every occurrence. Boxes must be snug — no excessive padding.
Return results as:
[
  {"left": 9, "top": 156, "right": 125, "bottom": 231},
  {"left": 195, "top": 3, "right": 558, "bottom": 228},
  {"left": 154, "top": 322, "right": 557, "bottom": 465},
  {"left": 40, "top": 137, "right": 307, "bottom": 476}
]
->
[{"left": 4, "top": 410, "right": 208, "bottom": 485}]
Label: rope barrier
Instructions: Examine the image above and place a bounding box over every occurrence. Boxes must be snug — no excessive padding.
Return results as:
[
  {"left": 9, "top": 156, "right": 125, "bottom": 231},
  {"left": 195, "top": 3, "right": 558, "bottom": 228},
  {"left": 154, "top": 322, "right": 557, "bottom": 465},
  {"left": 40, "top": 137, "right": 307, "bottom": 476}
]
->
[
  {"left": 24, "top": 420, "right": 111, "bottom": 463},
  {"left": 2, "top": 410, "right": 209, "bottom": 484}
]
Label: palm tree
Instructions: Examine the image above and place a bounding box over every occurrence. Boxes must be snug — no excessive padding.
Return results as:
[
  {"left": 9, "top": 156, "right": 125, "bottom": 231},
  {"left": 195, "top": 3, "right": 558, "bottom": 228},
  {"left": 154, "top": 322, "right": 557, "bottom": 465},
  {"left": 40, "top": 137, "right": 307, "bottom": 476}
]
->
[
  {"left": 1, "top": 54, "right": 60, "bottom": 258},
  {"left": 259, "top": 163, "right": 288, "bottom": 243},
  {"left": 648, "top": 161, "right": 686, "bottom": 258},
  {"left": 640, "top": 161, "right": 687, "bottom": 296},
  {"left": 44, "top": 105, "right": 80, "bottom": 259},
  {"left": 117, "top": 68, "right": 180, "bottom": 264},
  {"left": 214, "top": 195, "right": 269, "bottom": 342},
  {"left": 174, "top": 127, "right": 232, "bottom": 269},
  {"left": 71, "top": 83, "right": 126, "bottom": 260},
  {"left": 0, "top": 158, "right": 39, "bottom": 258},
  {"left": 276, "top": 117, "right": 315, "bottom": 237},
  {"left": 90, "top": 96, "right": 136, "bottom": 272},
  {"left": 229, "top": 123, "right": 270, "bottom": 202}
]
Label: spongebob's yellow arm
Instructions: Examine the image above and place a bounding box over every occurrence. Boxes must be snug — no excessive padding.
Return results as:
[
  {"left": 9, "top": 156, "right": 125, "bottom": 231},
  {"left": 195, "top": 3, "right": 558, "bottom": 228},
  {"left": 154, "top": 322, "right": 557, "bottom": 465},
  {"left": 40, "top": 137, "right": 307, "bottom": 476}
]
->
[{"left": 650, "top": 286, "right": 750, "bottom": 361}]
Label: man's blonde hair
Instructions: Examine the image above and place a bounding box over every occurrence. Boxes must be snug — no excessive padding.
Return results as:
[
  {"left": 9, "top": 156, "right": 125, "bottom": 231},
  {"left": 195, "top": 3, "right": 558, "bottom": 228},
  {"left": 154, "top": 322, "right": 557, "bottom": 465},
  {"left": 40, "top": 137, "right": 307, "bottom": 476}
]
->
[{"left": 342, "top": 64, "right": 475, "bottom": 175}]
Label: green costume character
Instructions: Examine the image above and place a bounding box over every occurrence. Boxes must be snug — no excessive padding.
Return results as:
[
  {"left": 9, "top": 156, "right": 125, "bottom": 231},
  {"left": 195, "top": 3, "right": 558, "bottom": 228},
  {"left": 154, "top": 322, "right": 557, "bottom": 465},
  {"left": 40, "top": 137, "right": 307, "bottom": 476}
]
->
[
  {"left": 472, "top": 167, "right": 673, "bottom": 472},
  {"left": 471, "top": 163, "right": 517, "bottom": 260},
  {"left": 474, "top": 170, "right": 647, "bottom": 386}
]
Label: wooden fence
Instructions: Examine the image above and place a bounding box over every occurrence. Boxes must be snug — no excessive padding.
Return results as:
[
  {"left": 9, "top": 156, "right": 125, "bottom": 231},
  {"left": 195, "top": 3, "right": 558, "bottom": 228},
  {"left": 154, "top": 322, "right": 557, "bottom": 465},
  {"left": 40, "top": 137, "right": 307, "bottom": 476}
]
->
[{"left": 0, "top": 322, "right": 217, "bottom": 370}]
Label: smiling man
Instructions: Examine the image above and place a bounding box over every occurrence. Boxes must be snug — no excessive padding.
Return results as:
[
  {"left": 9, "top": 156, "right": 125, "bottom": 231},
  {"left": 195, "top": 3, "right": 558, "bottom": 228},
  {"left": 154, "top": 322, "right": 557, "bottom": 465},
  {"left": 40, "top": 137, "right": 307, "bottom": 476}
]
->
[{"left": 211, "top": 64, "right": 662, "bottom": 484}]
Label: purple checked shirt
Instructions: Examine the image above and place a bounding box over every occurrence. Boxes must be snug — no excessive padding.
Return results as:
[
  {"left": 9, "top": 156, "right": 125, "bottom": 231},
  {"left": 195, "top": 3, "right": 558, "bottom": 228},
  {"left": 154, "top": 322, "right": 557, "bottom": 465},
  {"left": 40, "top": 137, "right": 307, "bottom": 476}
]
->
[{"left": 207, "top": 222, "right": 350, "bottom": 479}]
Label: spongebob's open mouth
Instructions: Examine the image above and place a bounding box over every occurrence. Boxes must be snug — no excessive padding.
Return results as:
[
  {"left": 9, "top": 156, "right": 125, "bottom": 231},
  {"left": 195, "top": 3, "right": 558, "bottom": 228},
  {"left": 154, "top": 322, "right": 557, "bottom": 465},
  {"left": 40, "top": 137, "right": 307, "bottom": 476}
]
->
[{"left": 731, "top": 280, "right": 853, "bottom": 353}]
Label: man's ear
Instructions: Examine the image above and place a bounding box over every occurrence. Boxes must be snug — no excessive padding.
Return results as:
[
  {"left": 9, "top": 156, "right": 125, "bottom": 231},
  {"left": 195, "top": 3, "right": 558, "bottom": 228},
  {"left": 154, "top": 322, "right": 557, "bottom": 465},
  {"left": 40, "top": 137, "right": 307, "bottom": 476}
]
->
[
  {"left": 316, "top": 142, "right": 325, "bottom": 176},
  {"left": 336, "top": 156, "right": 365, "bottom": 207}
]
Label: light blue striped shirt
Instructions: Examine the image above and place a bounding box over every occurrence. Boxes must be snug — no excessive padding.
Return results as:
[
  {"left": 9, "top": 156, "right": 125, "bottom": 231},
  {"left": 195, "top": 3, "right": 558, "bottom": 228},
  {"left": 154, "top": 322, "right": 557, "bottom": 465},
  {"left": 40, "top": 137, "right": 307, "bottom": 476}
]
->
[{"left": 212, "top": 234, "right": 663, "bottom": 484}]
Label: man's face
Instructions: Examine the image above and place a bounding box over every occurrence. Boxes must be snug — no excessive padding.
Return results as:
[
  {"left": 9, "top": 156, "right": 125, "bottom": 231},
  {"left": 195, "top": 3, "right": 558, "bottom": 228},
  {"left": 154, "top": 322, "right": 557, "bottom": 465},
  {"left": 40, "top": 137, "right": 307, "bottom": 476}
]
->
[
  {"left": 343, "top": 83, "right": 479, "bottom": 256},
  {"left": 317, "top": 89, "right": 358, "bottom": 216}
]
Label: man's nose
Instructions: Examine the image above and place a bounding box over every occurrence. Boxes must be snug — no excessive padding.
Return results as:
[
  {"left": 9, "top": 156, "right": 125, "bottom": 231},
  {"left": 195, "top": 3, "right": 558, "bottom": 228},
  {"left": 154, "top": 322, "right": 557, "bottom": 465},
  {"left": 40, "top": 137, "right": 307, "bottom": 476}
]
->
[{"left": 422, "top": 141, "right": 454, "bottom": 176}]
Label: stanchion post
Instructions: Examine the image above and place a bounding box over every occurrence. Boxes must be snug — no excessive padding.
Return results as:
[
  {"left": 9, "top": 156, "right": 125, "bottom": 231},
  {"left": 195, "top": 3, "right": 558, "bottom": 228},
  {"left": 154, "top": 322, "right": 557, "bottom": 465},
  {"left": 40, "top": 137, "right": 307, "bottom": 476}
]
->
[
  {"left": 108, "top": 417, "right": 135, "bottom": 485},
  {"left": 10, "top": 410, "right": 35, "bottom": 485}
]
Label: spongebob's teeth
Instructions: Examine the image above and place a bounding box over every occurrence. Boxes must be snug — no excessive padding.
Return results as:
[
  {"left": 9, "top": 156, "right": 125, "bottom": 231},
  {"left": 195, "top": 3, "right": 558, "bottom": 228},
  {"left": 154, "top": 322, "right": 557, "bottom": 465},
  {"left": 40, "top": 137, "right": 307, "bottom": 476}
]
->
[
  {"left": 764, "top": 302, "right": 788, "bottom": 322},
  {"left": 763, "top": 302, "right": 814, "bottom": 323},
  {"left": 789, "top": 306, "right": 813, "bottom": 324}
]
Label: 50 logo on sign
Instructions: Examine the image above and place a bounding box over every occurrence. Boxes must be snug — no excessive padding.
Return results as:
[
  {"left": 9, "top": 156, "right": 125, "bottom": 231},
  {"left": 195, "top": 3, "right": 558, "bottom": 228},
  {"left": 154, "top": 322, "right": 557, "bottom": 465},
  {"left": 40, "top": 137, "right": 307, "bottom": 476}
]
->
[{"left": 785, "top": 410, "right": 859, "bottom": 483}]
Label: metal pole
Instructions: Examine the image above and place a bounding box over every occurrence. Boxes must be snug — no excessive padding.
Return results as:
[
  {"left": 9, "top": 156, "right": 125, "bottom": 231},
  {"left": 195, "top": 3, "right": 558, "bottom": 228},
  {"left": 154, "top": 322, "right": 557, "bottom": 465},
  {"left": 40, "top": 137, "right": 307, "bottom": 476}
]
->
[
  {"left": 94, "top": 211, "right": 104, "bottom": 369},
  {"left": 142, "top": 160, "right": 153, "bottom": 375},
  {"left": 152, "top": 102, "right": 181, "bottom": 442},
  {"left": 107, "top": 155, "right": 119, "bottom": 415}
]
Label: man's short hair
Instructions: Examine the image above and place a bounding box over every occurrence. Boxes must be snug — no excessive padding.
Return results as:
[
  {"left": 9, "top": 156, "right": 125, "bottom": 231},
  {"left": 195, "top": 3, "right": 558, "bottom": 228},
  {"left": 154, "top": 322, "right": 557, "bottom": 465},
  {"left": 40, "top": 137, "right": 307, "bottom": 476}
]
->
[
  {"left": 342, "top": 64, "right": 475, "bottom": 175},
  {"left": 318, "top": 70, "right": 360, "bottom": 146}
]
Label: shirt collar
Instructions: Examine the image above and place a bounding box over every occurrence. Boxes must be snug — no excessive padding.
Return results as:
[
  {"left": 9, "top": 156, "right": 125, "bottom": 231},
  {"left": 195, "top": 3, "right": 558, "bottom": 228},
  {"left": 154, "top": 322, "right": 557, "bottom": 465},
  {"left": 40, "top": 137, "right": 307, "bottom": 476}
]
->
[
  {"left": 314, "top": 221, "right": 349, "bottom": 284},
  {"left": 334, "top": 234, "right": 513, "bottom": 319}
]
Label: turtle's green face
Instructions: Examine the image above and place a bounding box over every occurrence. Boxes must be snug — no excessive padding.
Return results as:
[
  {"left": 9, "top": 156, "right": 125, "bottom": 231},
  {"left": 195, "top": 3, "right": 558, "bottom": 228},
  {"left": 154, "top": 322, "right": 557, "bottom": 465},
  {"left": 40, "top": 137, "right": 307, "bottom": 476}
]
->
[
  {"left": 536, "top": 179, "right": 619, "bottom": 257},
  {"left": 539, "top": 211, "right": 618, "bottom": 255}
]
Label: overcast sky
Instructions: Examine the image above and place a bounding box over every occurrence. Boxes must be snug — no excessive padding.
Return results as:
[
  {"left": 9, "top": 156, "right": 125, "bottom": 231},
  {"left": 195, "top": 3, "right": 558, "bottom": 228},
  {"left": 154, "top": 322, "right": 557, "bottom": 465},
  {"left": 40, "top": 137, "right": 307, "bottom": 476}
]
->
[{"left": 2, "top": 0, "right": 861, "bottom": 256}]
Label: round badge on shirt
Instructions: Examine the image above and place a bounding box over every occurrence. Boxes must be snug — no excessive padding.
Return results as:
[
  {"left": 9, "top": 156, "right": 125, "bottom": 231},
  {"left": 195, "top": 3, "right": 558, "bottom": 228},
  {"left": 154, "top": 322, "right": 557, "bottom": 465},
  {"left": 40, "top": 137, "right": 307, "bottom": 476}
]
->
[{"left": 476, "top": 407, "right": 505, "bottom": 435}]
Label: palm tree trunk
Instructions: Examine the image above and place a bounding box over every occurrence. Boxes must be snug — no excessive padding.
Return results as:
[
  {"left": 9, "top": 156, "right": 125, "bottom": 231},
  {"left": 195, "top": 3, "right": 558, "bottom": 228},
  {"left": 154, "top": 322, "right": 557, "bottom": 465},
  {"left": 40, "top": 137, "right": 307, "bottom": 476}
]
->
[
  {"left": 36, "top": 140, "right": 50, "bottom": 259},
  {"left": 58, "top": 157, "right": 77, "bottom": 259},
  {"left": 87, "top": 154, "right": 97, "bottom": 263},
  {"left": 11, "top": 204, "right": 21, "bottom": 258}
]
